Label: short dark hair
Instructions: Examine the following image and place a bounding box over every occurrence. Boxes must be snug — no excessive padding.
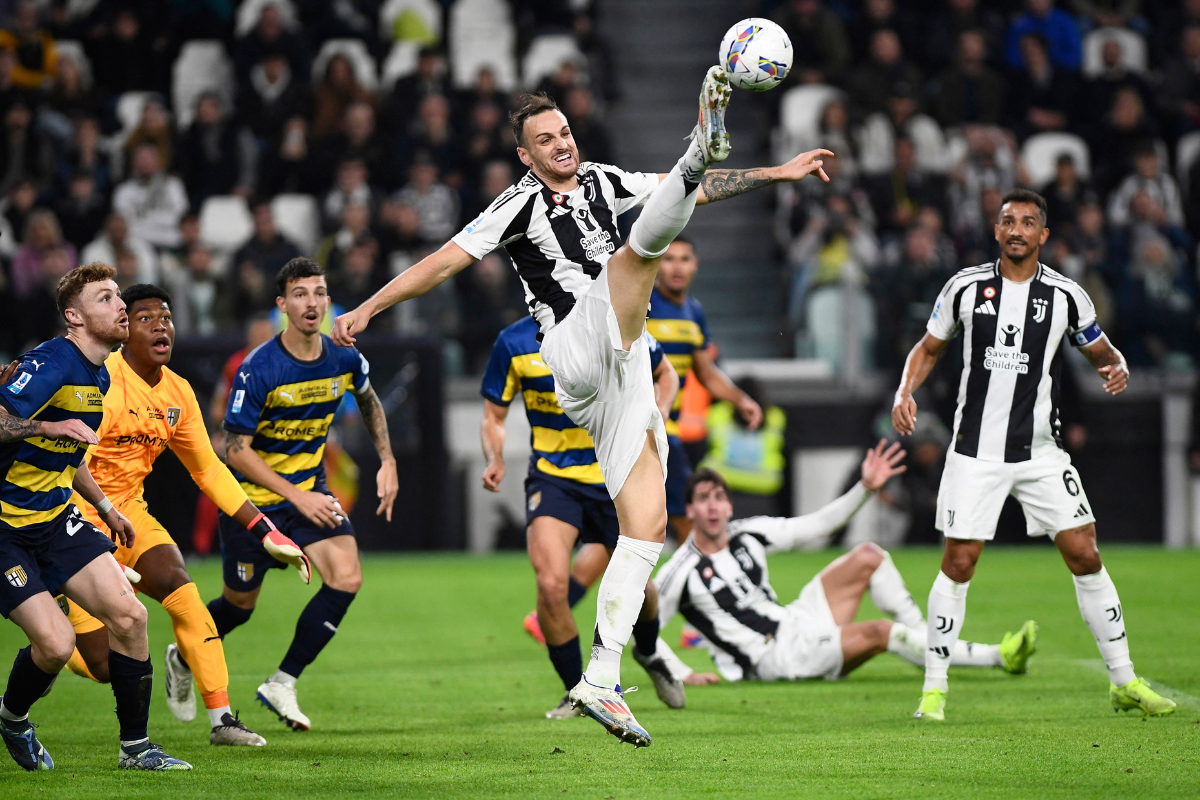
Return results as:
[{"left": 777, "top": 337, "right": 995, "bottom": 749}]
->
[
  {"left": 121, "top": 283, "right": 172, "bottom": 310},
  {"left": 510, "top": 92, "right": 560, "bottom": 147},
  {"left": 276, "top": 257, "right": 325, "bottom": 296},
  {"left": 685, "top": 467, "right": 731, "bottom": 505},
  {"left": 56, "top": 262, "right": 116, "bottom": 319},
  {"left": 999, "top": 188, "right": 1048, "bottom": 227}
]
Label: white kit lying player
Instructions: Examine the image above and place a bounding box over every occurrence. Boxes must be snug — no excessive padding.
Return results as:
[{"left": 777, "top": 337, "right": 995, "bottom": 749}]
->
[
  {"left": 333, "top": 68, "right": 835, "bottom": 746},
  {"left": 651, "top": 445, "right": 1038, "bottom": 685}
]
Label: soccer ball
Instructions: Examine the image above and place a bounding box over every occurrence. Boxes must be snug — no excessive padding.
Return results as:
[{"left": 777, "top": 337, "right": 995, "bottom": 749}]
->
[{"left": 718, "top": 18, "right": 793, "bottom": 92}]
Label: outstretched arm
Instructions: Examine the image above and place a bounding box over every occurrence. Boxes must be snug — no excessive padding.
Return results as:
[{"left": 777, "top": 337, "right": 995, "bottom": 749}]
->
[
  {"left": 692, "top": 149, "right": 833, "bottom": 205},
  {"left": 892, "top": 333, "right": 951, "bottom": 436},
  {"left": 1079, "top": 334, "right": 1129, "bottom": 395},
  {"left": 333, "top": 241, "right": 476, "bottom": 345},
  {"left": 356, "top": 385, "right": 399, "bottom": 521}
]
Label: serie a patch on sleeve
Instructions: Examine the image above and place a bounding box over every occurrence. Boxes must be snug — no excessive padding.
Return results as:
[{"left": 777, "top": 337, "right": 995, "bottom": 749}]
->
[{"left": 1072, "top": 322, "right": 1103, "bottom": 347}]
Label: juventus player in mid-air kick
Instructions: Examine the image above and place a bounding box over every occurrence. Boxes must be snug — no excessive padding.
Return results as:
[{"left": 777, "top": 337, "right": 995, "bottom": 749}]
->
[
  {"left": 893, "top": 189, "right": 1176, "bottom": 721},
  {"left": 333, "top": 67, "right": 833, "bottom": 746}
]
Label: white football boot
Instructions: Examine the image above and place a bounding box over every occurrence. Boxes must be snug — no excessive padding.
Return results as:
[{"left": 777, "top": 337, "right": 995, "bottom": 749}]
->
[
  {"left": 256, "top": 679, "right": 311, "bottom": 731},
  {"left": 691, "top": 65, "right": 732, "bottom": 165},
  {"left": 163, "top": 644, "right": 196, "bottom": 722},
  {"left": 569, "top": 679, "right": 651, "bottom": 747}
]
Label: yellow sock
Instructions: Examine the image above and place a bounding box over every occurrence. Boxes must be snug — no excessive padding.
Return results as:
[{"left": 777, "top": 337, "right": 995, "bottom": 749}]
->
[
  {"left": 162, "top": 582, "right": 229, "bottom": 698},
  {"left": 65, "top": 648, "right": 99, "bottom": 682}
]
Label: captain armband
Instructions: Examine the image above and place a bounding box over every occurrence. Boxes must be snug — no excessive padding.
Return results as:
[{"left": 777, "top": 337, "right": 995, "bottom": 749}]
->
[{"left": 1071, "top": 322, "right": 1103, "bottom": 348}]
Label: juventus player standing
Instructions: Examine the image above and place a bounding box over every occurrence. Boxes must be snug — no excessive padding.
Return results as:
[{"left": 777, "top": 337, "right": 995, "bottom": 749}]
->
[
  {"left": 893, "top": 189, "right": 1176, "bottom": 721},
  {"left": 333, "top": 70, "right": 833, "bottom": 746}
]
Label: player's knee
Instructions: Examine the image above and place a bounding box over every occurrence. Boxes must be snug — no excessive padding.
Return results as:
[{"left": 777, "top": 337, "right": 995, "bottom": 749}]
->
[
  {"left": 107, "top": 599, "right": 148, "bottom": 642},
  {"left": 536, "top": 570, "right": 570, "bottom": 605},
  {"left": 852, "top": 542, "right": 886, "bottom": 571},
  {"left": 40, "top": 633, "right": 76, "bottom": 669}
]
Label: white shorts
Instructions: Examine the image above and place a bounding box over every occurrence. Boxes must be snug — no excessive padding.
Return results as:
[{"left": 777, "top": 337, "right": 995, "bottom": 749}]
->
[
  {"left": 539, "top": 266, "right": 668, "bottom": 499},
  {"left": 936, "top": 448, "right": 1095, "bottom": 541},
  {"left": 755, "top": 576, "right": 844, "bottom": 681}
]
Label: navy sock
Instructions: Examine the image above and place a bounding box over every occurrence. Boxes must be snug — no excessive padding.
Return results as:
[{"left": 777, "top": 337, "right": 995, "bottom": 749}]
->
[
  {"left": 632, "top": 615, "right": 660, "bottom": 658},
  {"left": 207, "top": 595, "right": 253, "bottom": 638},
  {"left": 546, "top": 636, "right": 582, "bottom": 691},
  {"left": 108, "top": 650, "right": 152, "bottom": 744},
  {"left": 1, "top": 646, "right": 56, "bottom": 720},
  {"left": 279, "top": 585, "right": 356, "bottom": 678},
  {"left": 567, "top": 576, "right": 587, "bottom": 607}
]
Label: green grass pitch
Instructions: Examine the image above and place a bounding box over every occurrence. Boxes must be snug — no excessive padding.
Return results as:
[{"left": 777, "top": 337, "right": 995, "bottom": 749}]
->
[{"left": 2, "top": 545, "right": 1198, "bottom": 799}]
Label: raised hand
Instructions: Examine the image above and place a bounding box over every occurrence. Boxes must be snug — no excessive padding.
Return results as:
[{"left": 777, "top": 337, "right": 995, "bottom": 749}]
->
[
  {"left": 774, "top": 148, "right": 834, "bottom": 184},
  {"left": 861, "top": 439, "right": 907, "bottom": 492}
]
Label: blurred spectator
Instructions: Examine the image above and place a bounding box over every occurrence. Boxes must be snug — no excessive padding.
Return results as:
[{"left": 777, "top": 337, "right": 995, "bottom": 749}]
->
[
  {"left": 848, "top": 0, "right": 920, "bottom": 64},
  {"left": 0, "top": 101, "right": 52, "bottom": 195},
  {"left": 456, "top": 254, "right": 530, "bottom": 372},
  {"left": 233, "top": 201, "right": 301, "bottom": 278},
  {"left": 166, "top": 242, "right": 232, "bottom": 336},
  {"left": 1067, "top": 201, "right": 1110, "bottom": 280},
  {"left": 327, "top": 239, "right": 383, "bottom": 311},
  {"left": 0, "top": 50, "right": 20, "bottom": 119},
  {"left": 0, "top": 178, "right": 36, "bottom": 256},
  {"left": 1107, "top": 146, "right": 1185, "bottom": 229},
  {"left": 454, "top": 66, "right": 505, "bottom": 126},
  {"left": 394, "top": 154, "right": 459, "bottom": 244},
  {"left": 315, "top": 201, "right": 373, "bottom": 272},
  {"left": 123, "top": 96, "right": 174, "bottom": 178},
  {"left": 56, "top": 170, "right": 107, "bottom": 251},
  {"left": 536, "top": 59, "right": 582, "bottom": 109},
  {"left": 1086, "top": 36, "right": 1152, "bottom": 121},
  {"left": 573, "top": 13, "right": 619, "bottom": 102},
  {"left": 11, "top": 209, "right": 74, "bottom": 299},
  {"left": 311, "top": 53, "right": 375, "bottom": 140},
  {"left": 1005, "top": 0, "right": 1083, "bottom": 72},
  {"left": 178, "top": 92, "right": 257, "bottom": 209},
  {"left": 235, "top": 2, "right": 310, "bottom": 90},
  {"left": 867, "top": 137, "right": 949, "bottom": 235},
  {"left": 459, "top": 99, "right": 515, "bottom": 185},
  {"left": 930, "top": 30, "right": 1007, "bottom": 128},
  {"left": 88, "top": 7, "right": 164, "bottom": 95},
  {"left": 771, "top": 0, "right": 851, "bottom": 85},
  {"left": 1006, "top": 34, "right": 1080, "bottom": 140},
  {"left": 113, "top": 247, "right": 141, "bottom": 291},
  {"left": 322, "top": 157, "right": 378, "bottom": 230},
  {"left": 1092, "top": 87, "right": 1158, "bottom": 192},
  {"left": 948, "top": 126, "right": 1018, "bottom": 236},
  {"left": 56, "top": 117, "right": 110, "bottom": 198},
  {"left": 874, "top": 225, "right": 955, "bottom": 368},
  {"left": 14, "top": 244, "right": 70, "bottom": 350},
  {"left": 1152, "top": 0, "right": 1200, "bottom": 63},
  {"left": 230, "top": 257, "right": 276, "bottom": 320},
  {"left": 0, "top": 1, "right": 56, "bottom": 91},
  {"left": 779, "top": 151, "right": 874, "bottom": 244},
  {"left": 259, "top": 117, "right": 320, "bottom": 196},
  {"left": 1045, "top": 235, "right": 1113, "bottom": 330},
  {"left": 847, "top": 29, "right": 922, "bottom": 120},
  {"left": 82, "top": 211, "right": 158, "bottom": 285},
  {"left": 1044, "top": 154, "right": 1092, "bottom": 233},
  {"left": 44, "top": 48, "right": 99, "bottom": 130},
  {"left": 1067, "top": 0, "right": 1142, "bottom": 30},
  {"left": 462, "top": 159, "right": 513, "bottom": 222},
  {"left": 563, "top": 88, "right": 611, "bottom": 166},
  {"left": 112, "top": 142, "right": 188, "bottom": 249},
  {"left": 385, "top": 48, "right": 449, "bottom": 134},
  {"left": 1160, "top": 26, "right": 1200, "bottom": 135},
  {"left": 858, "top": 86, "right": 949, "bottom": 176},
  {"left": 242, "top": 51, "right": 310, "bottom": 145},
  {"left": 317, "top": 101, "right": 390, "bottom": 191},
  {"left": 925, "top": 0, "right": 1008, "bottom": 72},
  {"left": 956, "top": 184, "right": 1004, "bottom": 266},
  {"left": 787, "top": 194, "right": 880, "bottom": 334},
  {"left": 404, "top": 93, "right": 459, "bottom": 182},
  {"left": 376, "top": 199, "right": 424, "bottom": 261},
  {"left": 1116, "top": 235, "right": 1197, "bottom": 366}
]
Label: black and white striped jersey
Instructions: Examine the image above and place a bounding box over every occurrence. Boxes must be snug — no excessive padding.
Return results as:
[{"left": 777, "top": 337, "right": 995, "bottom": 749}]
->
[
  {"left": 451, "top": 163, "right": 659, "bottom": 335},
  {"left": 654, "top": 484, "right": 870, "bottom": 681},
  {"left": 927, "top": 261, "right": 1101, "bottom": 463}
]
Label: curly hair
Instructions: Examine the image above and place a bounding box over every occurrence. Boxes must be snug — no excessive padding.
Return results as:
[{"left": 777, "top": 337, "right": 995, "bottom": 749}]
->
[{"left": 56, "top": 261, "right": 116, "bottom": 319}]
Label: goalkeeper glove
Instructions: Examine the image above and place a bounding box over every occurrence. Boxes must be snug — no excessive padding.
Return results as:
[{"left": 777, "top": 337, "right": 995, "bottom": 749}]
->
[{"left": 250, "top": 512, "right": 312, "bottom": 584}]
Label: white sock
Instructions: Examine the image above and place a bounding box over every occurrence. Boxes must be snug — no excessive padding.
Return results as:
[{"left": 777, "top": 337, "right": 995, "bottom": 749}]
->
[
  {"left": 952, "top": 640, "right": 1001, "bottom": 667},
  {"left": 924, "top": 571, "right": 969, "bottom": 692},
  {"left": 0, "top": 701, "right": 26, "bottom": 723},
  {"left": 208, "top": 704, "right": 232, "bottom": 728},
  {"left": 869, "top": 551, "right": 926, "bottom": 629},
  {"left": 270, "top": 669, "right": 297, "bottom": 688},
  {"left": 584, "top": 536, "right": 664, "bottom": 689},
  {"left": 887, "top": 623, "right": 926, "bottom": 665},
  {"left": 627, "top": 139, "right": 707, "bottom": 259},
  {"left": 1073, "top": 567, "right": 1135, "bottom": 686}
]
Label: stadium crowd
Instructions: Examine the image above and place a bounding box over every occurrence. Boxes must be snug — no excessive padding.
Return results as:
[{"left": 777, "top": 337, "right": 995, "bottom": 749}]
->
[{"left": 0, "top": 0, "right": 1195, "bottom": 381}]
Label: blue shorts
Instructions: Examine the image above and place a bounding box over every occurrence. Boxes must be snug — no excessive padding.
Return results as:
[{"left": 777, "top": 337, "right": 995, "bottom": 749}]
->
[
  {"left": 665, "top": 436, "right": 693, "bottom": 518},
  {"left": 0, "top": 505, "right": 116, "bottom": 617},
  {"left": 217, "top": 504, "right": 355, "bottom": 592},
  {"left": 525, "top": 473, "right": 619, "bottom": 550}
]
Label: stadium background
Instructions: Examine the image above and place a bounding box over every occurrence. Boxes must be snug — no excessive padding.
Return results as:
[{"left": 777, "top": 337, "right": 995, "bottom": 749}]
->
[{"left": 0, "top": 0, "right": 1196, "bottom": 549}]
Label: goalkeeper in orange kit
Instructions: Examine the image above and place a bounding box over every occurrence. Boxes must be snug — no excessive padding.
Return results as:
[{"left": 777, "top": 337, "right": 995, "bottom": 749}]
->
[{"left": 50, "top": 284, "right": 312, "bottom": 747}]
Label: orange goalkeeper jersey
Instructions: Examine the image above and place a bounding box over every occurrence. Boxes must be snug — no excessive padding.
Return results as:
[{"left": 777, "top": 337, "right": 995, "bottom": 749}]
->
[{"left": 85, "top": 350, "right": 248, "bottom": 515}]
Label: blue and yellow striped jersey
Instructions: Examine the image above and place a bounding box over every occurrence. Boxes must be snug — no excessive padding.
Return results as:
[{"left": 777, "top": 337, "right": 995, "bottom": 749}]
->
[
  {"left": 481, "top": 316, "right": 664, "bottom": 486},
  {"left": 0, "top": 337, "right": 108, "bottom": 540},
  {"left": 647, "top": 288, "right": 709, "bottom": 438},
  {"left": 223, "top": 333, "right": 370, "bottom": 511}
]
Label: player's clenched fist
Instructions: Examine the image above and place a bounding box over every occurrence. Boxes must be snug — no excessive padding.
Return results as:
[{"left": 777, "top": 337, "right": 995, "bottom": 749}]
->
[{"left": 332, "top": 308, "right": 367, "bottom": 346}]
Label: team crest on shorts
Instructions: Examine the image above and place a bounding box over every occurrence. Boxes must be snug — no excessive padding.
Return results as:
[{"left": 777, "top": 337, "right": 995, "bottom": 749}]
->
[
  {"left": 528, "top": 492, "right": 541, "bottom": 512},
  {"left": 5, "top": 566, "right": 27, "bottom": 588},
  {"left": 166, "top": 407, "right": 181, "bottom": 427},
  {"left": 56, "top": 595, "right": 70, "bottom": 616},
  {"left": 237, "top": 562, "right": 254, "bottom": 582}
]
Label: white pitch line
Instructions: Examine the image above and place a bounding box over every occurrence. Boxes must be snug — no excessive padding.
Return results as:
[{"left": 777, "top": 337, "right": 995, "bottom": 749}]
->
[{"left": 1074, "top": 659, "right": 1200, "bottom": 711}]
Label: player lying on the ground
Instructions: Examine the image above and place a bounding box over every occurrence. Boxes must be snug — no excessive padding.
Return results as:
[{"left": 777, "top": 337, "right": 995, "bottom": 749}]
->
[
  {"left": 893, "top": 188, "right": 1176, "bottom": 721},
  {"left": 209, "top": 258, "right": 398, "bottom": 732},
  {"left": 482, "top": 318, "right": 699, "bottom": 715},
  {"left": 652, "top": 455, "right": 1038, "bottom": 685},
  {"left": 0, "top": 263, "right": 189, "bottom": 771},
  {"left": 42, "top": 283, "right": 310, "bottom": 747},
  {"left": 333, "top": 70, "right": 834, "bottom": 746}
]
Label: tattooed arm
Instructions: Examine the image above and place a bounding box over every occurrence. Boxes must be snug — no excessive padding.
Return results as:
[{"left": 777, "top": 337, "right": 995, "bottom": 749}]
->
[
  {"left": 355, "top": 386, "right": 399, "bottom": 521},
  {"left": 0, "top": 407, "right": 98, "bottom": 444},
  {"left": 1079, "top": 334, "right": 1129, "bottom": 395},
  {"left": 686, "top": 148, "right": 833, "bottom": 205}
]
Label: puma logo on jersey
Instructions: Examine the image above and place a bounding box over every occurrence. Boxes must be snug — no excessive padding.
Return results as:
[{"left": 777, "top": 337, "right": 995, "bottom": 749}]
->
[
  {"left": 129, "top": 408, "right": 138, "bottom": 418},
  {"left": 239, "top": 371, "right": 250, "bottom": 384},
  {"left": 974, "top": 299, "right": 997, "bottom": 315},
  {"left": 279, "top": 390, "right": 294, "bottom": 402},
  {"left": 30, "top": 359, "right": 42, "bottom": 371}
]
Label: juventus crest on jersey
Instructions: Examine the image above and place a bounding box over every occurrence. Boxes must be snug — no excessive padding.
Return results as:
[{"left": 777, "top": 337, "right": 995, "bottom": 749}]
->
[
  {"left": 451, "top": 163, "right": 660, "bottom": 336},
  {"left": 927, "top": 261, "right": 1102, "bottom": 463}
]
